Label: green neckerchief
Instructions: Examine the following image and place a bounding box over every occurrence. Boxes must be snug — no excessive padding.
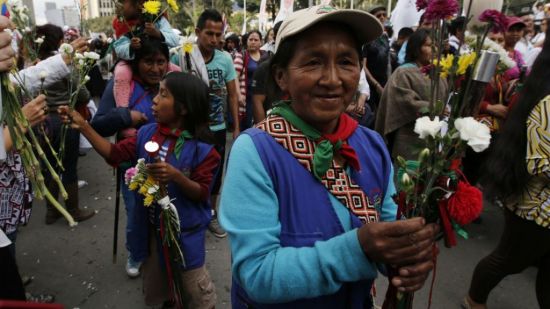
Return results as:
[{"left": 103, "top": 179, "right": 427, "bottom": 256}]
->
[
  {"left": 270, "top": 101, "right": 342, "bottom": 180},
  {"left": 173, "top": 130, "right": 193, "bottom": 160}
]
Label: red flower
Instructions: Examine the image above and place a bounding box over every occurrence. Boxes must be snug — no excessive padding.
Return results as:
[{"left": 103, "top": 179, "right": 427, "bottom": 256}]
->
[
  {"left": 420, "top": 64, "right": 434, "bottom": 75},
  {"left": 424, "top": 0, "right": 459, "bottom": 22},
  {"left": 479, "top": 9, "right": 508, "bottom": 34},
  {"left": 416, "top": 0, "right": 429, "bottom": 11},
  {"left": 447, "top": 181, "right": 483, "bottom": 225}
]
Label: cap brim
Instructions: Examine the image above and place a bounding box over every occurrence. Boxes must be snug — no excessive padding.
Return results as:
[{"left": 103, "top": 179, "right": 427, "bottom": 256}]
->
[{"left": 275, "top": 9, "right": 383, "bottom": 53}]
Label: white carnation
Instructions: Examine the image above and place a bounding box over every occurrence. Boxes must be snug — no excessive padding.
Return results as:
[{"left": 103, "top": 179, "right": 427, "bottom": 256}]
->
[
  {"left": 147, "top": 185, "right": 159, "bottom": 195},
  {"left": 75, "top": 52, "right": 84, "bottom": 59},
  {"left": 414, "top": 116, "right": 446, "bottom": 139},
  {"left": 59, "top": 43, "right": 73, "bottom": 55},
  {"left": 454, "top": 117, "right": 491, "bottom": 152},
  {"left": 84, "top": 51, "right": 100, "bottom": 60}
]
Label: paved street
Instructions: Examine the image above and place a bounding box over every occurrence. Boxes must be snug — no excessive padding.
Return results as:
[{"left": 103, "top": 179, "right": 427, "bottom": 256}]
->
[{"left": 15, "top": 150, "right": 537, "bottom": 308}]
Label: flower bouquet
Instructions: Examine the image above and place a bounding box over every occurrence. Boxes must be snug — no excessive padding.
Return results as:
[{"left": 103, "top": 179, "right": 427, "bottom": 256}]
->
[
  {"left": 125, "top": 141, "right": 185, "bottom": 308},
  {"left": 57, "top": 45, "right": 100, "bottom": 160},
  {"left": 382, "top": 0, "right": 510, "bottom": 308},
  {"left": 141, "top": 0, "right": 179, "bottom": 23}
]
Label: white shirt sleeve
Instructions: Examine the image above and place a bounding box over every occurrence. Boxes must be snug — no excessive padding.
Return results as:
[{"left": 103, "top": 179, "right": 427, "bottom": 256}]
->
[
  {"left": 357, "top": 69, "right": 370, "bottom": 99},
  {"left": 9, "top": 54, "right": 70, "bottom": 94}
]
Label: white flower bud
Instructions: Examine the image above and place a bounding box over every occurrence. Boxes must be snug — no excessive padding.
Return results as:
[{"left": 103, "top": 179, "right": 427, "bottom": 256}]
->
[
  {"left": 84, "top": 75, "right": 90, "bottom": 82},
  {"left": 34, "top": 37, "right": 44, "bottom": 44},
  {"left": 58, "top": 43, "right": 73, "bottom": 55},
  {"left": 83, "top": 51, "right": 100, "bottom": 60},
  {"left": 39, "top": 71, "right": 48, "bottom": 81},
  {"left": 401, "top": 173, "right": 413, "bottom": 186}
]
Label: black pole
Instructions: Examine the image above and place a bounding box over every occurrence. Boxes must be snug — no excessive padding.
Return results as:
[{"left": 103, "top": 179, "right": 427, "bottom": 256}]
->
[{"left": 112, "top": 167, "right": 121, "bottom": 263}]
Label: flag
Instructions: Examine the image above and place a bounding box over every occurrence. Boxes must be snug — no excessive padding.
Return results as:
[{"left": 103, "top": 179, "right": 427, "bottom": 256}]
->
[
  {"left": 1, "top": 0, "right": 10, "bottom": 18},
  {"left": 259, "top": 0, "right": 268, "bottom": 32},
  {"left": 222, "top": 13, "right": 227, "bottom": 34},
  {"left": 274, "top": 0, "right": 294, "bottom": 24}
]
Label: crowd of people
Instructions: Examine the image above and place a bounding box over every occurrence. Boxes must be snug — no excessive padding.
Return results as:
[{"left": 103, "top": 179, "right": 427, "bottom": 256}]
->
[{"left": 0, "top": 0, "right": 549, "bottom": 308}]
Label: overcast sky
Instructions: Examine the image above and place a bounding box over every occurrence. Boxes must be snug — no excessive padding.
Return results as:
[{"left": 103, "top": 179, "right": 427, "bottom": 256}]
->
[{"left": 33, "top": 0, "right": 78, "bottom": 25}]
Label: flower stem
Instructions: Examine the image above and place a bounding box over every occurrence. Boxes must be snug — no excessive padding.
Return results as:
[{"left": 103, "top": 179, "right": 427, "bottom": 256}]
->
[{"left": 44, "top": 189, "right": 77, "bottom": 227}]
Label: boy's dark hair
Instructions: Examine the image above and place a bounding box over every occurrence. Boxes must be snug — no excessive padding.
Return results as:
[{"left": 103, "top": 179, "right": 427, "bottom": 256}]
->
[
  {"left": 405, "top": 29, "right": 430, "bottom": 64},
  {"left": 398, "top": 27, "right": 414, "bottom": 39},
  {"left": 449, "top": 16, "right": 466, "bottom": 35},
  {"left": 225, "top": 34, "right": 240, "bottom": 51},
  {"left": 163, "top": 72, "right": 213, "bottom": 142},
  {"left": 35, "top": 24, "right": 64, "bottom": 60},
  {"left": 197, "top": 9, "right": 223, "bottom": 30},
  {"left": 131, "top": 35, "right": 169, "bottom": 75}
]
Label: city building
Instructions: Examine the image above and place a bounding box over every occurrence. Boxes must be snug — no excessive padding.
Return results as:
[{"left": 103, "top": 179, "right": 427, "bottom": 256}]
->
[
  {"left": 45, "top": 2, "right": 64, "bottom": 27},
  {"left": 63, "top": 6, "right": 80, "bottom": 28},
  {"left": 81, "top": 0, "right": 116, "bottom": 20}
]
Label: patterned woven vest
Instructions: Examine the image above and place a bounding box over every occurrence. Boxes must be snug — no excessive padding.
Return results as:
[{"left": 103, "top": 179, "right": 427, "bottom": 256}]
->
[{"left": 257, "top": 115, "right": 380, "bottom": 224}]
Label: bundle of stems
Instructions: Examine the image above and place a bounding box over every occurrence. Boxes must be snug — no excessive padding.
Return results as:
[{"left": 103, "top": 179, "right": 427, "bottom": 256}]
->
[{"left": 1, "top": 74, "right": 76, "bottom": 226}]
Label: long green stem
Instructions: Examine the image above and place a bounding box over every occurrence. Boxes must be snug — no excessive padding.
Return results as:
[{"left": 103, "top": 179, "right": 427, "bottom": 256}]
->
[
  {"left": 44, "top": 190, "right": 77, "bottom": 227},
  {"left": 27, "top": 126, "right": 68, "bottom": 199},
  {"left": 39, "top": 125, "right": 64, "bottom": 171}
]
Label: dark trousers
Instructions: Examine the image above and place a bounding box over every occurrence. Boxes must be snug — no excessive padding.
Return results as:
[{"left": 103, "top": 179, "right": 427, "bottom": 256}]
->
[
  {"left": 211, "top": 129, "right": 226, "bottom": 197},
  {"left": 0, "top": 244, "right": 25, "bottom": 300},
  {"left": 469, "top": 208, "right": 550, "bottom": 307}
]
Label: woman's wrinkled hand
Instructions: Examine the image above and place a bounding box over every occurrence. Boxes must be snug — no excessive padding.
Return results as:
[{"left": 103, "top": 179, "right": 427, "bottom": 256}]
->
[
  {"left": 357, "top": 217, "right": 439, "bottom": 291},
  {"left": 22, "top": 94, "right": 47, "bottom": 127},
  {"left": 57, "top": 105, "right": 86, "bottom": 129},
  {"left": 146, "top": 161, "right": 178, "bottom": 184}
]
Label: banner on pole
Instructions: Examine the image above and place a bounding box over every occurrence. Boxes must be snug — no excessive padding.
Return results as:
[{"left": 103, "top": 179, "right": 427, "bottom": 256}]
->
[
  {"left": 259, "top": 0, "right": 268, "bottom": 32},
  {"left": 274, "top": 0, "right": 294, "bottom": 24}
]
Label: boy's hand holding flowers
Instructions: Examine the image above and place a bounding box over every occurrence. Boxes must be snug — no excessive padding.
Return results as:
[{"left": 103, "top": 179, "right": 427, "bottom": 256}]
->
[
  {"left": 57, "top": 105, "right": 87, "bottom": 129},
  {"left": 130, "top": 37, "right": 142, "bottom": 50},
  {"left": 143, "top": 22, "right": 161, "bottom": 39},
  {"left": 147, "top": 161, "right": 178, "bottom": 184}
]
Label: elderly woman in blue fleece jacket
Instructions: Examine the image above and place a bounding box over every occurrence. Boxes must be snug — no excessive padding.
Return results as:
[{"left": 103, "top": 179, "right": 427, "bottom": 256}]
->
[{"left": 220, "top": 5, "right": 439, "bottom": 309}]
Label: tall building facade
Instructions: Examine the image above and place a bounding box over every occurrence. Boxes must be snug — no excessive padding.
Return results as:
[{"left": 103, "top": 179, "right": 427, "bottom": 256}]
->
[
  {"left": 81, "top": 0, "right": 117, "bottom": 20},
  {"left": 45, "top": 2, "right": 64, "bottom": 27},
  {"left": 63, "top": 6, "right": 80, "bottom": 28}
]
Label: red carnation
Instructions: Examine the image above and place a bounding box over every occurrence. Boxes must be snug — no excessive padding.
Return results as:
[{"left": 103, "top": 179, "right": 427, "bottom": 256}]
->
[
  {"left": 479, "top": 9, "right": 508, "bottom": 34},
  {"left": 423, "top": 0, "right": 459, "bottom": 22},
  {"left": 416, "top": 0, "right": 429, "bottom": 11},
  {"left": 420, "top": 64, "right": 434, "bottom": 75},
  {"left": 446, "top": 180, "right": 483, "bottom": 225}
]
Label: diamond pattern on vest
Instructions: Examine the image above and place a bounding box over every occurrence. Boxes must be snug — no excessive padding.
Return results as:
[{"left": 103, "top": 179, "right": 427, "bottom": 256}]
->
[{"left": 257, "top": 116, "right": 380, "bottom": 224}]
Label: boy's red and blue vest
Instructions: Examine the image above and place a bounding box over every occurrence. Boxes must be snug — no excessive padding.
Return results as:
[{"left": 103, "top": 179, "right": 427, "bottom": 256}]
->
[
  {"left": 232, "top": 125, "right": 392, "bottom": 308},
  {"left": 129, "top": 123, "right": 215, "bottom": 269}
]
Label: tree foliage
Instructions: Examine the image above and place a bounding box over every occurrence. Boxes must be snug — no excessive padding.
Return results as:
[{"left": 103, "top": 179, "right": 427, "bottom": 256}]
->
[{"left": 82, "top": 15, "right": 115, "bottom": 35}]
